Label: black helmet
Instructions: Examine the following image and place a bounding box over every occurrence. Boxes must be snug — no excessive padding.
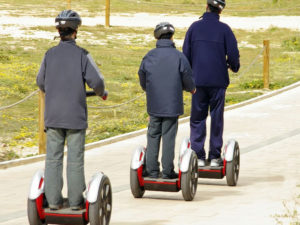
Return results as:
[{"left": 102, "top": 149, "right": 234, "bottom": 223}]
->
[
  {"left": 207, "top": 0, "right": 226, "bottom": 10},
  {"left": 55, "top": 10, "right": 82, "bottom": 30},
  {"left": 154, "top": 22, "right": 175, "bottom": 39}
]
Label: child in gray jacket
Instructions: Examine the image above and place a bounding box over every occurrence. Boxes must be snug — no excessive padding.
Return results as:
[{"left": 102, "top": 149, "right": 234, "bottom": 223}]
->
[{"left": 138, "top": 22, "right": 196, "bottom": 179}]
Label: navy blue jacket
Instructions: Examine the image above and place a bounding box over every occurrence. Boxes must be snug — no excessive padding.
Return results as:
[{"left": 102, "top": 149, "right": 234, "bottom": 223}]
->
[
  {"left": 183, "top": 12, "right": 240, "bottom": 88},
  {"left": 37, "top": 40, "right": 105, "bottom": 130},
  {"left": 138, "top": 39, "right": 195, "bottom": 117}
]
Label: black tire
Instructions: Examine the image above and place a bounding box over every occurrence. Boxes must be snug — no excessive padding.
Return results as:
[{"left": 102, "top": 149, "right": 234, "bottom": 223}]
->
[
  {"left": 27, "top": 199, "right": 43, "bottom": 225},
  {"left": 226, "top": 141, "right": 240, "bottom": 186},
  {"left": 89, "top": 175, "right": 112, "bottom": 225},
  {"left": 130, "top": 169, "right": 145, "bottom": 198},
  {"left": 181, "top": 152, "right": 198, "bottom": 201}
]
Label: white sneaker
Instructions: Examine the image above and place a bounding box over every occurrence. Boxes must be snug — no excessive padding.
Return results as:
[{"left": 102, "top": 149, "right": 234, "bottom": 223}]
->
[
  {"left": 210, "top": 158, "right": 223, "bottom": 167},
  {"left": 198, "top": 159, "right": 205, "bottom": 167}
]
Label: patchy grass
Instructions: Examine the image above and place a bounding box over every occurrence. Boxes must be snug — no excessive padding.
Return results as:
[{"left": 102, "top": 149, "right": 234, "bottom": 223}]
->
[
  {"left": 0, "top": 0, "right": 300, "bottom": 17},
  {"left": 0, "top": 25, "right": 300, "bottom": 161}
]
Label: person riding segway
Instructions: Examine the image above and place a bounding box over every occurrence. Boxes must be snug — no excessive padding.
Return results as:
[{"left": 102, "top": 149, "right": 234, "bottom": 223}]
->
[
  {"left": 28, "top": 10, "right": 112, "bottom": 225},
  {"left": 183, "top": 0, "right": 240, "bottom": 168}
]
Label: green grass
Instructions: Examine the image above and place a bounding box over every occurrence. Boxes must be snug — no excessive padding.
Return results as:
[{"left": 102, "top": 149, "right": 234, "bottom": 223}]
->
[
  {"left": 0, "top": 0, "right": 300, "bottom": 17},
  {"left": 0, "top": 23, "right": 300, "bottom": 161}
]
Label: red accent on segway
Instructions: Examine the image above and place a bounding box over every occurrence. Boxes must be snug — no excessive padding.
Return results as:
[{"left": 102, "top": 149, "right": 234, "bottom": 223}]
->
[
  {"left": 144, "top": 180, "right": 176, "bottom": 185},
  {"left": 85, "top": 200, "right": 89, "bottom": 222},
  {"left": 198, "top": 169, "right": 221, "bottom": 173},
  {"left": 44, "top": 213, "right": 83, "bottom": 218},
  {"left": 137, "top": 165, "right": 144, "bottom": 186},
  {"left": 222, "top": 159, "right": 227, "bottom": 176},
  {"left": 38, "top": 178, "right": 44, "bottom": 189},
  {"left": 139, "top": 151, "right": 143, "bottom": 161},
  {"left": 36, "top": 194, "right": 45, "bottom": 220},
  {"left": 187, "top": 141, "right": 191, "bottom": 149},
  {"left": 177, "top": 170, "right": 182, "bottom": 189}
]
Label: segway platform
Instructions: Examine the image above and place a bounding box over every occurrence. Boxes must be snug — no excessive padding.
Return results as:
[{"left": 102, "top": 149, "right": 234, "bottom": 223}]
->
[
  {"left": 44, "top": 206, "right": 86, "bottom": 225},
  {"left": 198, "top": 139, "right": 240, "bottom": 186},
  {"left": 27, "top": 171, "right": 112, "bottom": 225},
  {"left": 130, "top": 138, "right": 198, "bottom": 201},
  {"left": 143, "top": 177, "right": 179, "bottom": 192},
  {"left": 198, "top": 164, "right": 224, "bottom": 179}
]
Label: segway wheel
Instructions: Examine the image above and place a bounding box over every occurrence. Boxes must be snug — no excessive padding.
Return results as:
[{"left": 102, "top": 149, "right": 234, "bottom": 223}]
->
[
  {"left": 181, "top": 152, "right": 198, "bottom": 201},
  {"left": 226, "top": 141, "right": 240, "bottom": 186},
  {"left": 89, "top": 175, "right": 112, "bottom": 225},
  {"left": 130, "top": 169, "right": 145, "bottom": 198},
  {"left": 27, "top": 199, "right": 43, "bottom": 225}
]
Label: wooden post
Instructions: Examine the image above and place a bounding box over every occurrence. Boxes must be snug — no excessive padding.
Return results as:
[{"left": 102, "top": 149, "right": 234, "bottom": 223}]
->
[
  {"left": 67, "top": 0, "right": 71, "bottom": 9},
  {"left": 263, "top": 40, "right": 270, "bottom": 89},
  {"left": 105, "top": 0, "right": 110, "bottom": 27},
  {"left": 38, "top": 90, "right": 46, "bottom": 154}
]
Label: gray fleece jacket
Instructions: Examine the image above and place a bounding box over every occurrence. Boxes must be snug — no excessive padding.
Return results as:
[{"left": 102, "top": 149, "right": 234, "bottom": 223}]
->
[{"left": 37, "top": 39, "right": 105, "bottom": 129}]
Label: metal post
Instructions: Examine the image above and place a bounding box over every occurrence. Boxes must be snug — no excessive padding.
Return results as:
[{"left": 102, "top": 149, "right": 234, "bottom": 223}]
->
[
  {"left": 38, "top": 90, "right": 46, "bottom": 154},
  {"left": 105, "top": 0, "right": 110, "bottom": 27},
  {"left": 263, "top": 40, "right": 270, "bottom": 89}
]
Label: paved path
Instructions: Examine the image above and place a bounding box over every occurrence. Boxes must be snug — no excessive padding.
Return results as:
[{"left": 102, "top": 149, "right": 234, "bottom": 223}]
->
[{"left": 0, "top": 86, "right": 300, "bottom": 225}]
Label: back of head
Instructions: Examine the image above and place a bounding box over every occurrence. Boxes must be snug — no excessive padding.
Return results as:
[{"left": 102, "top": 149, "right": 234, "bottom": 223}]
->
[
  {"left": 154, "top": 22, "right": 175, "bottom": 40},
  {"left": 55, "top": 10, "right": 82, "bottom": 40},
  {"left": 207, "top": 0, "right": 226, "bottom": 13}
]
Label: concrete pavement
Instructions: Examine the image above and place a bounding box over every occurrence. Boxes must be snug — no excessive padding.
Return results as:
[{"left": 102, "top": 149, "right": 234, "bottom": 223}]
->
[{"left": 0, "top": 85, "right": 300, "bottom": 225}]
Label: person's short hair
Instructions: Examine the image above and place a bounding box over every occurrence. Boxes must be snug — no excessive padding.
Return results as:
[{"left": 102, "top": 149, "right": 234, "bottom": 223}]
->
[
  {"left": 159, "top": 33, "right": 173, "bottom": 40},
  {"left": 208, "top": 4, "right": 222, "bottom": 14},
  {"left": 58, "top": 27, "right": 76, "bottom": 40}
]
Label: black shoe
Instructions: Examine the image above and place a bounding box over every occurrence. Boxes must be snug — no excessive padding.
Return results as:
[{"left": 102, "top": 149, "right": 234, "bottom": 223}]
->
[
  {"left": 71, "top": 205, "right": 84, "bottom": 211},
  {"left": 148, "top": 173, "right": 159, "bottom": 179},
  {"left": 49, "top": 204, "right": 63, "bottom": 210},
  {"left": 162, "top": 172, "right": 178, "bottom": 179}
]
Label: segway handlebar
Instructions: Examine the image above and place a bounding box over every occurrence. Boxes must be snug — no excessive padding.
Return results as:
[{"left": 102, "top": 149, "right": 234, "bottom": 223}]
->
[{"left": 86, "top": 90, "right": 108, "bottom": 100}]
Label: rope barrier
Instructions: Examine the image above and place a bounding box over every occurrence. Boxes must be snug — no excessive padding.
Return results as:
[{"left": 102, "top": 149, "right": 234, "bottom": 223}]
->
[
  {"left": 235, "top": 47, "right": 264, "bottom": 78},
  {"left": 88, "top": 93, "right": 145, "bottom": 109},
  {"left": 0, "top": 89, "right": 145, "bottom": 111},
  {"left": 0, "top": 89, "right": 38, "bottom": 111},
  {"left": 0, "top": 49, "right": 264, "bottom": 111}
]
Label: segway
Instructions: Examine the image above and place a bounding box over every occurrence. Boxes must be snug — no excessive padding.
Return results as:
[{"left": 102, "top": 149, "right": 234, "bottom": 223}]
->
[
  {"left": 197, "top": 139, "right": 240, "bottom": 186},
  {"left": 130, "top": 138, "right": 198, "bottom": 201},
  {"left": 27, "top": 91, "right": 112, "bottom": 225},
  {"left": 27, "top": 171, "right": 112, "bottom": 225}
]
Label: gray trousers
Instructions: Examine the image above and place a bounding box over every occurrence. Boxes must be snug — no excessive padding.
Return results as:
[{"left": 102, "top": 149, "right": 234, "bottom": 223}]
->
[
  {"left": 45, "top": 128, "right": 86, "bottom": 207},
  {"left": 146, "top": 116, "right": 178, "bottom": 176}
]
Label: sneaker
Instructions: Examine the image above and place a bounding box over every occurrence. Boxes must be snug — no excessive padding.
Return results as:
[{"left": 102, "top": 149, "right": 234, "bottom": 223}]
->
[
  {"left": 210, "top": 158, "right": 223, "bottom": 167},
  {"left": 198, "top": 159, "right": 205, "bottom": 167},
  {"left": 162, "top": 172, "right": 178, "bottom": 179}
]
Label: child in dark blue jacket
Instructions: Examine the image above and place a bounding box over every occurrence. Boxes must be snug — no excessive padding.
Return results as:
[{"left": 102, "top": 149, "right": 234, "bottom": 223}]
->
[{"left": 138, "top": 22, "right": 196, "bottom": 179}]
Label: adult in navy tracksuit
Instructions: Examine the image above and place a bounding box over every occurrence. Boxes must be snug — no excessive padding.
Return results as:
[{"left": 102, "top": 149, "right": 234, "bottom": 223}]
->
[
  {"left": 183, "top": 0, "right": 240, "bottom": 167},
  {"left": 138, "top": 22, "right": 196, "bottom": 179},
  {"left": 37, "top": 10, "right": 105, "bottom": 210}
]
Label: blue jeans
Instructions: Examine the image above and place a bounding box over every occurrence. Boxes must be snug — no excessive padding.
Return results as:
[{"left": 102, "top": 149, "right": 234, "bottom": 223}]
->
[
  {"left": 44, "top": 128, "right": 86, "bottom": 207},
  {"left": 190, "top": 87, "right": 226, "bottom": 160}
]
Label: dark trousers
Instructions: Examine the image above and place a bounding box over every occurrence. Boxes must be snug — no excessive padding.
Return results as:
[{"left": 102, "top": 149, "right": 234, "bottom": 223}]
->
[
  {"left": 146, "top": 116, "right": 178, "bottom": 176},
  {"left": 190, "top": 87, "right": 226, "bottom": 160},
  {"left": 45, "top": 128, "right": 86, "bottom": 207}
]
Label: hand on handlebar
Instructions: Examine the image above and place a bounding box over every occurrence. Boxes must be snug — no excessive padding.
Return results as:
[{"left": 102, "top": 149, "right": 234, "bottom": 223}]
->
[{"left": 191, "top": 88, "right": 196, "bottom": 94}]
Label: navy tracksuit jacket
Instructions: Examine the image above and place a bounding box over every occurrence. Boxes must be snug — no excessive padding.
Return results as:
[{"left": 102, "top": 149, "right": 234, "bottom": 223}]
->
[{"left": 183, "top": 12, "right": 240, "bottom": 160}]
